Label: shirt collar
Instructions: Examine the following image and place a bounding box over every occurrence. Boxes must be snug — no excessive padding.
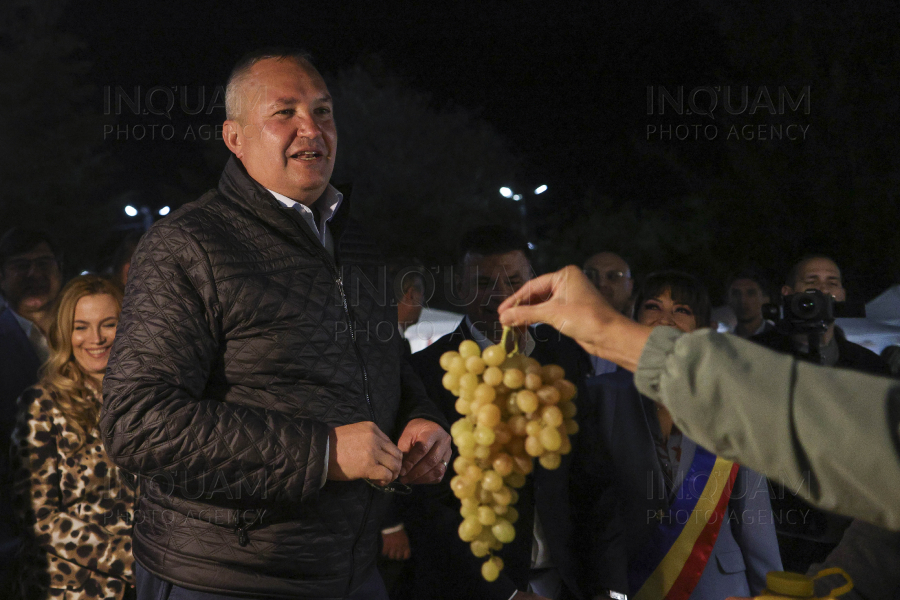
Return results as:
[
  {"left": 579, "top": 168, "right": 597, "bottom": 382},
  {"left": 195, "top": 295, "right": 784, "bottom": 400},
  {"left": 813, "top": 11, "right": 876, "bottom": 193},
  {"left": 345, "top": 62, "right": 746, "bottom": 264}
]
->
[
  {"left": 464, "top": 315, "right": 536, "bottom": 357},
  {"left": 10, "top": 307, "right": 34, "bottom": 336},
  {"left": 268, "top": 184, "right": 343, "bottom": 223}
]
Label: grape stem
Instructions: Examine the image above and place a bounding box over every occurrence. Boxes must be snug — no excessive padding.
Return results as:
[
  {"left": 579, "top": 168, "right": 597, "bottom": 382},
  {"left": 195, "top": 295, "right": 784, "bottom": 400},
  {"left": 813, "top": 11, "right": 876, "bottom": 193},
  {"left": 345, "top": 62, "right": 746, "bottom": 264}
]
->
[{"left": 500, "top": 325, "right": 519, "bottom": 357}]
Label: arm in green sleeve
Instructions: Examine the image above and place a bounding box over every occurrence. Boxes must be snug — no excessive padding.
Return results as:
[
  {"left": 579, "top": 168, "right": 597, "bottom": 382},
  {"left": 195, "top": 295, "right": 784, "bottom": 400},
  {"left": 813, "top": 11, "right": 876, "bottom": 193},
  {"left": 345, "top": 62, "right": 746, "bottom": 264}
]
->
[{"left": 634, "top": 327, "right": 900, "bottom": 531}]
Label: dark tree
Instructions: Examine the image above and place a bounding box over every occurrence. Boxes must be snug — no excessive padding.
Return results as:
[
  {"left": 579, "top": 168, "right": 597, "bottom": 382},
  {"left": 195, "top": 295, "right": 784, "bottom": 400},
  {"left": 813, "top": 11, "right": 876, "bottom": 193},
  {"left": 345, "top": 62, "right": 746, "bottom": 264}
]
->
[{"left": 328, "top": 58, "right": 521, "bottom": 265}]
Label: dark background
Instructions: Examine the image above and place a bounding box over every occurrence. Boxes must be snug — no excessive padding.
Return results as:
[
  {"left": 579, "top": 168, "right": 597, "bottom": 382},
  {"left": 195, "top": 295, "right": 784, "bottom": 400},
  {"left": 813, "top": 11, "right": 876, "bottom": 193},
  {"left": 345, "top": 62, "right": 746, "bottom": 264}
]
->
[{"left": 2, "top": 0, "right": 898, "bottom": 304}]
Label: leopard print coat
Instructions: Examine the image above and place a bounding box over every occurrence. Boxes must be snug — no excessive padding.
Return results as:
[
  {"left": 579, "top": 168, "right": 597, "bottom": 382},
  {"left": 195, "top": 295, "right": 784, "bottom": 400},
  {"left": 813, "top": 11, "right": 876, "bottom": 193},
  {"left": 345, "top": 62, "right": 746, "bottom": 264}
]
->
[{"left": 11, "top": 385, "right": 135, "bottom": 600}]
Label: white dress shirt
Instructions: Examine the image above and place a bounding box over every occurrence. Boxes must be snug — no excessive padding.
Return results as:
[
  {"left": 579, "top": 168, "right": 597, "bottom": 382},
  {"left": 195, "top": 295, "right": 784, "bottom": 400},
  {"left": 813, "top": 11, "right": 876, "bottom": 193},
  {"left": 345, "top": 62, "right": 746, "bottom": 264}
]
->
[{"left": 267, "top": 185, "right": 343, "bottom": 257}]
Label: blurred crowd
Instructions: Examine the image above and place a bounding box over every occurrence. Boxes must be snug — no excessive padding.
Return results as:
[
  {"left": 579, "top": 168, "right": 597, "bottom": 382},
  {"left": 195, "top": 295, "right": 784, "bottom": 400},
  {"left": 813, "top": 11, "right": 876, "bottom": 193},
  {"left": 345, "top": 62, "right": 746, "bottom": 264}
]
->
[{"left": 1, "top": 221, "right": 897, "bottom": 600}]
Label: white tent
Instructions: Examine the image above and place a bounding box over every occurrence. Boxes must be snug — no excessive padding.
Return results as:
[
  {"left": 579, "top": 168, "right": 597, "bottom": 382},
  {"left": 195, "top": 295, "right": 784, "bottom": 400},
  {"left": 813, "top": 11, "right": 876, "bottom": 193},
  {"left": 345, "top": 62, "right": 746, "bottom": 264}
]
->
[
  {"left": 835, "top": 318, "right": 900, "bottom": 355},
  {"left": 835, "top": 285, "right": 900, "bottom": 355},
  {"left": 405, "top": 307, "right": 464, "bottom": 354},
  {"left": 866, "top": 284, "right": 900, "bottom": 327}
]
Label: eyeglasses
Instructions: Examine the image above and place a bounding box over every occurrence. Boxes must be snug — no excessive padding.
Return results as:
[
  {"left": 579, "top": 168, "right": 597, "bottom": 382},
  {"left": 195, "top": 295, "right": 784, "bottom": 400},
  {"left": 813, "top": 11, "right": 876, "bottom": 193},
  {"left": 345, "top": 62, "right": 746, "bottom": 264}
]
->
[
  {"left": 3, "top": 256, "right": 59, "bottom": 276},
  {"left": 364, "top": 478, "right": 412, "bottom": 495},
  {"left": 584, "top": 268, "right": 629, "bottom": 284}
]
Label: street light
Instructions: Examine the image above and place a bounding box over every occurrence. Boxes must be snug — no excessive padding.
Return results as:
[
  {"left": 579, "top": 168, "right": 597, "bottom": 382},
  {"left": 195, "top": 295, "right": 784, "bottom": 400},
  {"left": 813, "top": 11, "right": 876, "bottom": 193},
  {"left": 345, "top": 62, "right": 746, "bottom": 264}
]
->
[
  {"left": 124, "top": 204, "right": 172, "bottom": 230},
  {"left": 498, "top": 184, "right": 547, "bottom": 239},
  {"left": 498, "top": 185, "right": 548, "bottom": 199},
  {"left": 124, "top": 205, "right": 154, "bottom": 231}
]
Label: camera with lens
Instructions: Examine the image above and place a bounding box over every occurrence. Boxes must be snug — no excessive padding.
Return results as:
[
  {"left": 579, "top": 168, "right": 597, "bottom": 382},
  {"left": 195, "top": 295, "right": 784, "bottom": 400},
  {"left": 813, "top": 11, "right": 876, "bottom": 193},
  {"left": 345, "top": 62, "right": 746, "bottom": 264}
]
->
[{"left": 762, "top": 290, "right": 865, "bottom": 335}]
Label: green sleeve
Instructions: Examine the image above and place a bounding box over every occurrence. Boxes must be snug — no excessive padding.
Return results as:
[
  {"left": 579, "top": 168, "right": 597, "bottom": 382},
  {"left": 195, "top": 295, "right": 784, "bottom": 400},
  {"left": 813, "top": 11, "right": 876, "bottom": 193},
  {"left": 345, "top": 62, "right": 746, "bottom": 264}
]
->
[{"left": 634, "top": 327, "right": 900, "bottom": 531}]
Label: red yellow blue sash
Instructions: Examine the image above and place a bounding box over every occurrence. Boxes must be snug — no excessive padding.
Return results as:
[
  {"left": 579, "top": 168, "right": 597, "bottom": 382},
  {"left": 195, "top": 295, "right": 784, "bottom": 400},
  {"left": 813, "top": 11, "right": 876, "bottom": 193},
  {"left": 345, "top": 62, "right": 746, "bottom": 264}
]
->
[{"left": 628, "top": 446, "right": 740, "bottom": 600}]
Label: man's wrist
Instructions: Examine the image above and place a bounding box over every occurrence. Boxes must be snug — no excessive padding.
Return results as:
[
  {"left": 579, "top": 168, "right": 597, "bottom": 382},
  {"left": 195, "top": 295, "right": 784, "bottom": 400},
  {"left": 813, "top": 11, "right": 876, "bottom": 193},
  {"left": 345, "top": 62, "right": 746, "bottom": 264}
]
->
[{"left": 586, "top": 308, "right": 650, "bottom": 373}]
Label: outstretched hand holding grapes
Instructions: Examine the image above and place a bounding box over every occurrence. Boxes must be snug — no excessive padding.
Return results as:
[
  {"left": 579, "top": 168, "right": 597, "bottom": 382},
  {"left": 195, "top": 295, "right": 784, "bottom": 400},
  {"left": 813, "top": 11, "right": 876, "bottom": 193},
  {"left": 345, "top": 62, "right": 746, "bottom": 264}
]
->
[{"left": 498, "top": 266, "right": 652, "bottom": 371}]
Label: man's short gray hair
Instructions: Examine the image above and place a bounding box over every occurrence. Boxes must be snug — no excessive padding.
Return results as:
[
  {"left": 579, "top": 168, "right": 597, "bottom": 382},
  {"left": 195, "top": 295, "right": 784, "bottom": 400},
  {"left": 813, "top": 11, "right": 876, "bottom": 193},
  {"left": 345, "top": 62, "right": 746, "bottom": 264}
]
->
[{"left": 225, "top": 48, "right": 314, "bottom": 121}]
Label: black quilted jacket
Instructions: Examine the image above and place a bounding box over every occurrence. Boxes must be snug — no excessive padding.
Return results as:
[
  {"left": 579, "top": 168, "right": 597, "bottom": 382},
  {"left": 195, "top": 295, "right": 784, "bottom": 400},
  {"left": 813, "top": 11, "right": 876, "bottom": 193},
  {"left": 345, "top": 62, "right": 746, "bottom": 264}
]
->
[{"left": 100, "top": 157, "right": 445, "bottom": 599}]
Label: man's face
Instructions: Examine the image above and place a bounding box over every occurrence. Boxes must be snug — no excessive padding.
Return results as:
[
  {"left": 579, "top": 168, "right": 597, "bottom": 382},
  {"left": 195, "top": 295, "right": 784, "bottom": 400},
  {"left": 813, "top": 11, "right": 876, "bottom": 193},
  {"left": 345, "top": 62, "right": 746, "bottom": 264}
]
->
[
  {"left": 397, "top": 281, "right": 425, "bottom": 329},
  {"left": 727, "top": 278, "right": 768, "bottom": 323},
  {"left": 458, "top": 250, "right": 533, "bottom": 341},
  {"left": 223, "top": 58, "right": 337, "bottom": 205},
  {"left": 0, "top": 242, "right": 62, "bottom": 316},
  {"left": 784, "top": 258, "right": 846, "bottom": 302},
  {"left": 583, "top": 252, "right": 633, "bottom": 314}
]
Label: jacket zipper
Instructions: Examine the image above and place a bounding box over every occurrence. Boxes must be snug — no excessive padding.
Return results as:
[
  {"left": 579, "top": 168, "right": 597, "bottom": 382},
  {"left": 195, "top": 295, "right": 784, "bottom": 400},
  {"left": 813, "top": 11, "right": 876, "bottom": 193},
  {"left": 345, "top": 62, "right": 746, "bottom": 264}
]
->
[
  {"left": 335, "top": 271, "right": 378, "bottom": 597},
  {"left": 280, "top": 205, "right": 377, "bottom": 586},
  {"left": 335, "top": 273, "right": 376, "bottom": 421}
]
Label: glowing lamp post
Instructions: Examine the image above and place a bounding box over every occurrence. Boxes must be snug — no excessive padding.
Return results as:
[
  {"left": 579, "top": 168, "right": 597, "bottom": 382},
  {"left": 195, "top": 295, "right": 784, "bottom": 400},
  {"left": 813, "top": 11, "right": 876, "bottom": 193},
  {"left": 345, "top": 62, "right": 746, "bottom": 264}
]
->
[{"left": 125, "top": 205, "right": 170, "bottom": 231}]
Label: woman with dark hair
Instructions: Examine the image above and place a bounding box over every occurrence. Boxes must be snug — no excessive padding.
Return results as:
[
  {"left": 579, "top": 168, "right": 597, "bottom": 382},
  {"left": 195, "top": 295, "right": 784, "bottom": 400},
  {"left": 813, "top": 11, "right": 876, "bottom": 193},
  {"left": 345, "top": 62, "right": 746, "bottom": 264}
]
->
[
  {"left": 577, "top": 271, "right": 781, "bottom": 599},
  {"left": 11, "top": 275, "right": 135, "bottom": 600}
]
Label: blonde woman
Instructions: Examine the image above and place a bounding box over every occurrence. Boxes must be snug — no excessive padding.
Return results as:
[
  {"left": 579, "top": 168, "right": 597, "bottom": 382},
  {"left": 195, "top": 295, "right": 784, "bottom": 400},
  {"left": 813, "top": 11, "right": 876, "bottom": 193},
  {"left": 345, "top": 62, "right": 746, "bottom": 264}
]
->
[{"left": 12, "top": 275, "right": 135, "bottom": 600}]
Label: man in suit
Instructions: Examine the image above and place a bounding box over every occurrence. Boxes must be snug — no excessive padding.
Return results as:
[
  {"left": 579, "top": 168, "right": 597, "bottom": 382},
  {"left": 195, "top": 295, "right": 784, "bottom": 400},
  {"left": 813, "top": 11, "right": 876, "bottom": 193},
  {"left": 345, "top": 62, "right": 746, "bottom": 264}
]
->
[
  {"left": 725, "top": 269, "right": 774, "bottom": 338},
  {"left": 403, "top": 226, "right": 623, "bottom": 600},
  {"left": 582, "top": 252, "right": 634, "bottom": 377}
]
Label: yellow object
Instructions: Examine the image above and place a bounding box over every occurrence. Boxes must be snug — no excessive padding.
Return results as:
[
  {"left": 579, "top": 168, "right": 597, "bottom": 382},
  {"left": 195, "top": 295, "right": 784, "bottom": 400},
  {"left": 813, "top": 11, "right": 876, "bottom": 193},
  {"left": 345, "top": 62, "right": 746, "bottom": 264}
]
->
[
  {"left": 444, "top": 326, "right": 578, "bottom": 581},
  {"left": 632, "top": 457, "right": 737, "bottom": 600},
  {"left": 759, "top": 567, "right": 853, "bottom": 599}
]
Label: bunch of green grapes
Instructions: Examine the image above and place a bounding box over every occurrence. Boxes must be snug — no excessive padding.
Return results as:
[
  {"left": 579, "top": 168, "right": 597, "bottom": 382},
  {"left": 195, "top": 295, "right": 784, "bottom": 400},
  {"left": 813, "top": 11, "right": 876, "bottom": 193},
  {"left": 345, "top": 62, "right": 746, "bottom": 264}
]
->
[{"left": 440, "top": 331, "right": 579, "bottom": 582}]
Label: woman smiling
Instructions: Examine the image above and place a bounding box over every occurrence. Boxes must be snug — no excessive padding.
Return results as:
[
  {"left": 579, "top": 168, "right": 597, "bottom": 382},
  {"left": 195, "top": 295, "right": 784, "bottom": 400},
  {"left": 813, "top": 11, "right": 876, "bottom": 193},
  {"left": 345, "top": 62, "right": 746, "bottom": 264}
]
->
[
  {"left": 576, "top": 271, "right": 781, "bottom": 599},
  {"left": 11, "top": 275, "right": 135, "bottom": 600}
]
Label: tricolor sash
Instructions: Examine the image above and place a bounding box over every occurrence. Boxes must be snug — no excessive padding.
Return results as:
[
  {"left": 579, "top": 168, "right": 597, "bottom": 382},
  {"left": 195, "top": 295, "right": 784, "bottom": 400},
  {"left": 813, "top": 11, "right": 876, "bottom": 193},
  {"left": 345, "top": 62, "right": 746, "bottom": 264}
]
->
[{"left": 629, "top": 446, "right": 740, "bottom": 600}]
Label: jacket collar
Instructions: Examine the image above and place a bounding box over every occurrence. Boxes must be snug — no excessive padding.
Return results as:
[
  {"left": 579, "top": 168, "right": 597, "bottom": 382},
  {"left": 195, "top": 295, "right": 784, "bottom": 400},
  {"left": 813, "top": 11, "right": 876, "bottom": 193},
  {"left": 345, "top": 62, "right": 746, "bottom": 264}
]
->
[{"left": 217, "top": 155, "right": 352, "bottom": 245}]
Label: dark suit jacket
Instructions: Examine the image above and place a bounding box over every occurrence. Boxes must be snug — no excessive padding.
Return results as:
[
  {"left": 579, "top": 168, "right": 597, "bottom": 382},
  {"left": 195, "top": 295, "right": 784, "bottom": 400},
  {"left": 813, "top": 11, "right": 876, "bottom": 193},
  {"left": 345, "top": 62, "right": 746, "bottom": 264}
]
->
[
  {"left": 0, "top": 306, "right": 41, "bottom": 584},
  {"left": 402, "top": 321, "right": 608, "bottom": 600},
  {"left": 0, "top": 306, "right": 41, "bottom": 453},
  {"left": 581, "top": 370, "right": 782, "bottom": 597},
  {"left": 751, "top": 327, "right": 890, "bottom": 374}
]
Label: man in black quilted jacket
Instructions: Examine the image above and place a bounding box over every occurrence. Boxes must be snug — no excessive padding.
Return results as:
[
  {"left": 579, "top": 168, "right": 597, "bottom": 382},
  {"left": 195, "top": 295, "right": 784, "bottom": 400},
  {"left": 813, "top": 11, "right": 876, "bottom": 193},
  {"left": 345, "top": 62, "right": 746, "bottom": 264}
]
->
[{"left": 101, "top": 48, "right": 450, "bottom": 600}]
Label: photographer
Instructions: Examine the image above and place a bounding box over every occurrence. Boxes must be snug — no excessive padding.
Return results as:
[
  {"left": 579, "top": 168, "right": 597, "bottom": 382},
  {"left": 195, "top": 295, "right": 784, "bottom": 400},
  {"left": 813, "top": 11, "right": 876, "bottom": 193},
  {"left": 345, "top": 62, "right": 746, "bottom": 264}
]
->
[
  {"left": 751, "top": 255, "right": 890, "bottom": 571},
  {"left": 752, "top": 255, "right": 888, "bottom": 372}
]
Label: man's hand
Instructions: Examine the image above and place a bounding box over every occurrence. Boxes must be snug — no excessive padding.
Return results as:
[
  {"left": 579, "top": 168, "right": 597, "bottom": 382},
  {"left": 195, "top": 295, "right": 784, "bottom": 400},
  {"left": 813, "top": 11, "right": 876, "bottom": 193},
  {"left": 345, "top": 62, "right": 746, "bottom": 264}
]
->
[
  {"left": 397, "top": 418, "right": 451, "bottom": 484},
  {"left": 498, "top": 266, "right": 652, "bottom": 372},
  {"left": 327, "top": 421, "right": 402, "bottom": 485},
  {"left": 381, "top": 527, "right": 412, "bottom": 561}
]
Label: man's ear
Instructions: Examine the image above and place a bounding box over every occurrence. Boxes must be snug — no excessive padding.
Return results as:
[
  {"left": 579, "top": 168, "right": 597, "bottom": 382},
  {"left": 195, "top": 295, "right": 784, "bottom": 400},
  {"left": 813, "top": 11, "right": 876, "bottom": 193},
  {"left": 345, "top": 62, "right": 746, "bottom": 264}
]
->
[{"left": 223, "top": 120, "right": 242, "bottom": 157}]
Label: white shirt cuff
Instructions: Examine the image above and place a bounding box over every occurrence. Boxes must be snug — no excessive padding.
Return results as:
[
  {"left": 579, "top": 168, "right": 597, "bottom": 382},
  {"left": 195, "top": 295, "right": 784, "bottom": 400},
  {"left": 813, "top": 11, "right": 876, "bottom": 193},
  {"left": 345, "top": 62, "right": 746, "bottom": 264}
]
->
[
  {"left": 320, "top": 437, "right": 330, "bottom": 488},
  {"left": 381, "top": 523, "right": 404, "bottom": 535}
]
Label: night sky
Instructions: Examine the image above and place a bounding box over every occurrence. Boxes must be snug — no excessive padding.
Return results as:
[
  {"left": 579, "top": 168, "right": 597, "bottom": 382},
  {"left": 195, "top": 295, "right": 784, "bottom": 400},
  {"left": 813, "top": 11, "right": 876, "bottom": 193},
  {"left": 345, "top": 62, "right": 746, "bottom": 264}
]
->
[
  {"left": 66, "top": 1, "right": 720, "bottom": 199},
  {"left": 26, "top": 1, "right": 900, "bottom": 298}
]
